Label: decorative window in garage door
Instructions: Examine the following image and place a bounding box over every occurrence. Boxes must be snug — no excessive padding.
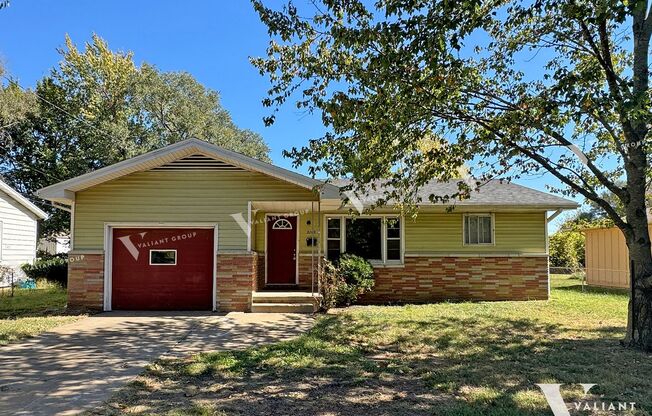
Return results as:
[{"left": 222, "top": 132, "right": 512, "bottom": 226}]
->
[
  {"left": 272, "top": 218, "right": 293, "bottom": 230},
  {"left": 149, "top": 249, "right": 177, "bottom": 265}
]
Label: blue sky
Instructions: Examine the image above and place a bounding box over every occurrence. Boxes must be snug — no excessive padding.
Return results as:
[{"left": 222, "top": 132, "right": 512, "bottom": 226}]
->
[{"left": 0, "top": 1, "right": 581, "bottom": 230}]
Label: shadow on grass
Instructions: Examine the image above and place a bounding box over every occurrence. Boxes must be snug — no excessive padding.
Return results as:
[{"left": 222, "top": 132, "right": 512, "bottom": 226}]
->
[
  {"left": 0, "top": 288, "right": 80, "bottom": 319},
  {"left": 555, "top": 284, "right": 630, "bottom": 297},
  {"left": 103, "top": 311, "right": 651, "bottom": 416}
]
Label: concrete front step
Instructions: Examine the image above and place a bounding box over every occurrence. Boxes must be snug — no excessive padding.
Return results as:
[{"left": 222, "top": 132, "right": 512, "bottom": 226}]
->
[
  {"left": 251, "top": 291, "right": 321, "bottom": 313},
  {"left": 252, "top": 291, "right": 321, "bottom": 304},
  {"left": 250, "top": 302, "right": 316, "bottom": 313}
]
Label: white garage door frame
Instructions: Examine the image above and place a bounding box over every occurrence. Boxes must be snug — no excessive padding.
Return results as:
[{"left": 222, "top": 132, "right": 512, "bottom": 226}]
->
[{"left": 103, "top": 222, "right": 219, "bottom": 312}]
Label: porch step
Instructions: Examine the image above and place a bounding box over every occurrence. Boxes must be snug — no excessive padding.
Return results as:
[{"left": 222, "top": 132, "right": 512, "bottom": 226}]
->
[
  {"left": 250, "top": 302, "right": 316, "bottom": 313},
  {"left": 252, "top": 292, "right": 320, "bottom": 304},
  {"left": 251, "top": 291, "right": 321, "bottom": 313}
]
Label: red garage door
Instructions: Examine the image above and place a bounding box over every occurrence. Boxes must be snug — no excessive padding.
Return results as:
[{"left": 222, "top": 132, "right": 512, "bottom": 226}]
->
[{"left": 111, "top": 228, "right": 214, "bottom": 310}]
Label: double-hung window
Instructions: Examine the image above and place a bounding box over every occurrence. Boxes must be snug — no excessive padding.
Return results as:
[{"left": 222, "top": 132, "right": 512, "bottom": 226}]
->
[
  {"left": 326, "top": 216, "right": 402, "bottom": 264},
  {"left": 386, "top": 218, "right": 401, "bottom": 260},
  {"left": 464, "top": 214, "right": 494, "bottom": 245},
  {"left": 327, "top": 218, "right": 343, "bottom": 262}
]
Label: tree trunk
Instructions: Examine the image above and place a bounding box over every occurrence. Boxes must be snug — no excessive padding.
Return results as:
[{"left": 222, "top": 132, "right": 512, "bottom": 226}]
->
[{"left": 623, "top": 201, "right": 652, "bottom": 352}]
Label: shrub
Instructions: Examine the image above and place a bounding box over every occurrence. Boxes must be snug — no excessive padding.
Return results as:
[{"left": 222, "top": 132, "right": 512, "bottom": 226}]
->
[
  {"left": 319, "top": 254, "right": 375, "bottom": 310},
  {"left": 318, "top": 260, "right": 342, "bottom": 311},
  {"left": 549, "top": 230, "right": 585, "bottom": 268},
  {"left": 21, "top": 255, "right": 68, "bottom": 288},
  {"left": 0, "top": 264, "right": 12, "bottom": 284},
  {"left": 335, "top": 254, "right": 375, "bottom": 305}
]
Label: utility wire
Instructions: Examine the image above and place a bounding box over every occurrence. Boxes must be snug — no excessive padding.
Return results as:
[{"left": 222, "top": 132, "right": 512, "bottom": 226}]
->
[
  {"left": 0, "top": 75, "right": 112, "bottom": 208},
  {"left": 1, "top": 75, "right": 120, "bottom": 145},
  {"left": 0, "top": 75, "right": 129, "bottom": 194}
]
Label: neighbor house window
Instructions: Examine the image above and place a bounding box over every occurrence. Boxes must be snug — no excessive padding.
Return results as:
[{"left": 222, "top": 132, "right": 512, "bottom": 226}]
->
[
  {"left": 326, "top": 216, "right": 402, "bottom": 263},
  {"left": 464, "top": 214, "right": 493, "bottom": 244},
  {"left": 150, "top": 249, "right": 177, "bottom": 265}
]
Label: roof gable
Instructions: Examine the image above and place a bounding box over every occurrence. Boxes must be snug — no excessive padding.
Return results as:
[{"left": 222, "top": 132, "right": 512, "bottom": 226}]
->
[
  {"left": 36, "top": 138, "right": 340, "bottom": 204},
  {"left": 0, "top": 181, "right": 48, "bottom": 219}
]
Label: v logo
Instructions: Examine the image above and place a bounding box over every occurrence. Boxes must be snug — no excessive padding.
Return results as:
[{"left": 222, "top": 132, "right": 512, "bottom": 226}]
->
[
  {"left": 536, "top": 383, "right": 596, "bottom": 416},
  {"left": 116, "top": 232, "right": 147, "bottom": 261}
]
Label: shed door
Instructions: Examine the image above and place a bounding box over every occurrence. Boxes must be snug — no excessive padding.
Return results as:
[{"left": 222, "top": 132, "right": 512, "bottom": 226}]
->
[{"left": 111, "top": 228, "right": 213, "bottom": 310}]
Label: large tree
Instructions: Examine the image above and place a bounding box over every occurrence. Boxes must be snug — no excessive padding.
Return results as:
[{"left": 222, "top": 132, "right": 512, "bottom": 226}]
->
[
  {"left": 0, "top": 64, "right": 37, "bottom": 144},
  {"left": 253, "top": 0, "right": 652, "bottom": 350},
  {"left": 1, "top": 34, "right": 270, "bottom": 236}
]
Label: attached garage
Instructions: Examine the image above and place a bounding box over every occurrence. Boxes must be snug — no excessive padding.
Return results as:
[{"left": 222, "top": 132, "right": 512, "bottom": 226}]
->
[{"left": 109, "top": 227, "right": 216, "bottom": 310}]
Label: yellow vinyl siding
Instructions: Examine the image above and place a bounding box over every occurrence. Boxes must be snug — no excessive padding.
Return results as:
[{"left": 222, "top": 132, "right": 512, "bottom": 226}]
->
[
  {"left": 73, "top": 170, "right": 317, "bottom": 251},
  {"left": 253, "top": 211, "right": 546, "bottom": 256},
  {"left": 404, "top": 211, "right": 546, "bottom": 254}
]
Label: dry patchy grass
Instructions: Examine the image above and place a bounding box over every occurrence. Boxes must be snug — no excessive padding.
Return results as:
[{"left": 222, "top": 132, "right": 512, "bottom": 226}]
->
[
  {"left": 95, "top": 275, "right": 651, "bottom": 416},
  {"left": 0, "top": 285, "right": 86, "bottom": 345}
]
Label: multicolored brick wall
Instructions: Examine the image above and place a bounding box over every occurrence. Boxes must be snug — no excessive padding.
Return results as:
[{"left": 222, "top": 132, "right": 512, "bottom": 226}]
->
[
  {"left": 361, "top": 256, "right": 549, "bottom": 303},
  {"left": 67, "top": 252, "right": 104, "bottom": 310},
  {"left": 254, "top": 253, "right": 265, "bottom": 291},
  {"left": 67, "top": 251, "right": 547, "bottom": 311},
  {"left": 215, "top": 252, "right": 257, "bottom": 312},
  {"left": 298, "top": 255, "right": 320, "bottom": 291}
]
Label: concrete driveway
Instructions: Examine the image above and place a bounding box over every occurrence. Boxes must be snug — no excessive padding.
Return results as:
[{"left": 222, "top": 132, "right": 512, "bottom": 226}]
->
[{"left": 0, "top": 312, "right": 314, "bottom": 416}]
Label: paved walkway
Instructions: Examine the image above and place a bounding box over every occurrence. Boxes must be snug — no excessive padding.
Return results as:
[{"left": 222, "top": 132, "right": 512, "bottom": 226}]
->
[{"left": 0, "top": 312, "right": 314, "bottom": 416}]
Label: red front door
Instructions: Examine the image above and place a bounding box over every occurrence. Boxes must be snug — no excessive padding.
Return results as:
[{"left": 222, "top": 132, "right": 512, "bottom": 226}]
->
[
  {"left": 111, "top": 228, "right": 214, "bottom": 310},
  {"left": 266, "top": 216, "right": 297, "bottom": 284}
]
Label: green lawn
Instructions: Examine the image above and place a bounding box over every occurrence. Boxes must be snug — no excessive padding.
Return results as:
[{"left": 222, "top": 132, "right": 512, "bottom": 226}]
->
[
  {"left": 0, "top": 285, "right": 86, "bottom": 345},
  {"left": 96, "top": 275, "right": 651, "bottom": 416}
]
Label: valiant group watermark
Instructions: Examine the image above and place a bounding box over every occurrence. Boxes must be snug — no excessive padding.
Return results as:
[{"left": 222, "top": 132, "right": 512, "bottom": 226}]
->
[
  {"left": 117, "top": 231, "right": 198, "bottom": 261},
  {"left": 228, "top": 191, "right": 369, "bottom": 238},
  {"left": 536, "top": 384, "right": 636, "bottom": 416}
]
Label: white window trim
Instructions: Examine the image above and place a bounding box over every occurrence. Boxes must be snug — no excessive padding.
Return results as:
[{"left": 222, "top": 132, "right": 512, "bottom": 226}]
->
[
  {"left": 385, "top": 218, "right": 402, "bottom": 262},
  {"left": 323, "top": 215, "right": 404, "bottom": 265},
  {"left": 462, "top": 213, "right": 496, "bottom": 246},
  {"left": 149, "top": 249, "right": 177, "bottom": 266},
  {"left": 326, "top": 217, "right": 344, "bottom": 260}
]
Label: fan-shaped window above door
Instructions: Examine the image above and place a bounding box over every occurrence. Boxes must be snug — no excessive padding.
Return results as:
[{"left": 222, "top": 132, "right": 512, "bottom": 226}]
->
[{"left": 272, "top": 218, "right": 293, "bottom": 230}]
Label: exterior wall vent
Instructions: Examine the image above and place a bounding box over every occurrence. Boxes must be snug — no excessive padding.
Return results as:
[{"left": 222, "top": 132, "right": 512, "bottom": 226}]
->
[{"left": 152, "top": 154, "right": 245, "bottom": 171}]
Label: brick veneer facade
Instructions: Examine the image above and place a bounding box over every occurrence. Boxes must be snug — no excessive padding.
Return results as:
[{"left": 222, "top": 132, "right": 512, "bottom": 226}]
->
[
  {"left": 67, "top": 252, "right": 104, "bottom": 310},
  {"left": 67, "top": 251, "right": 547, "bottom": 311},
  {"left": 298, "top": 255, "right": 320, "bottom": 291},
  {"left": 255, "top": 253, "right": 265, "bottom": 291},
  {"left": 215, "top": 252, "right": 258, "bottom": 312},
  {"left": 361, "top": 255, "right": 549, "bottom": 303}
]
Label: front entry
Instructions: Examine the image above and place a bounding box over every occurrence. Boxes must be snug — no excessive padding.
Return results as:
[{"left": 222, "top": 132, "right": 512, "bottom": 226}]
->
[{"left": 266, "top": 215, "right": 297, "bottom": 284}]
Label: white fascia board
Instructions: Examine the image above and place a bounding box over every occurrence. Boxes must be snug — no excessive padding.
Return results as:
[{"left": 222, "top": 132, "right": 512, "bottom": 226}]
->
[{"left": 36, "top": 138, "right": 337, "bottom": 201}]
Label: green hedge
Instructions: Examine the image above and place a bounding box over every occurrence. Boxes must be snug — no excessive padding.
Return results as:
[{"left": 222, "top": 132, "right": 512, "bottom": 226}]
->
[
  {"left": 320, "top": 254, "right": 375, "bottom": 309},
  {"left": 21, "top": 255, "right": 68, "bottom": 288}
]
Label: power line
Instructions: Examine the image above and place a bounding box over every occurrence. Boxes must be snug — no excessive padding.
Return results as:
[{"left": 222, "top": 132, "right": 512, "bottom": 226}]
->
[
  {"left": 2, "top": 75, "right": 120, "bottom": 145},
  {"left": 0, "top": 75, "right": 129, "bottom": 193}
]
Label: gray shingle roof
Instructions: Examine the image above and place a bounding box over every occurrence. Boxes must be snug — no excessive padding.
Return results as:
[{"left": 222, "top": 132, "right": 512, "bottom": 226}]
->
[{"left": 329, "top": 178, "right": 578, "bottom": 209}]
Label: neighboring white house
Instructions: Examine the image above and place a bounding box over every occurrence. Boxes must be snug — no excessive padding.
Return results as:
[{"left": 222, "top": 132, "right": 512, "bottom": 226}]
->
[
  {"left": 0, "top": 180, "right": 48, "bottom": 279},
  {"left": 37, "top": 234, "right": 70, "bottom": 255}
]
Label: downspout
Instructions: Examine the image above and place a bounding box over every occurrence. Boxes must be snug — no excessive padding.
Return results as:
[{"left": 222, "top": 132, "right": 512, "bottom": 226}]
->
[
  {"left": 318, "top": 198, "right": 322, "bottom": 294},
  {"left": 311, "top": 199, "right": 315, "bottom": 296}
]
